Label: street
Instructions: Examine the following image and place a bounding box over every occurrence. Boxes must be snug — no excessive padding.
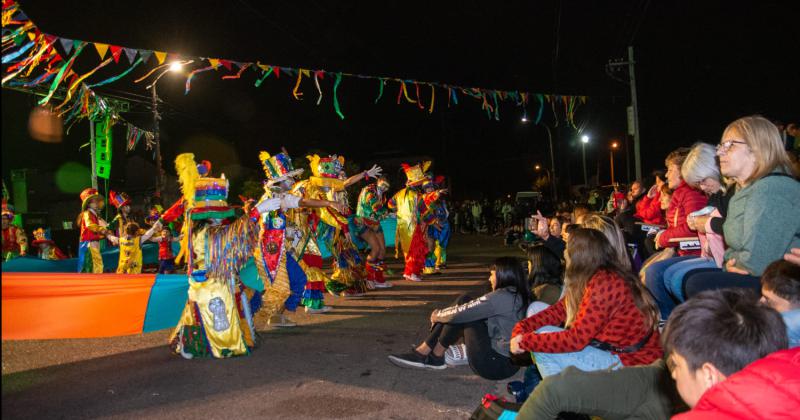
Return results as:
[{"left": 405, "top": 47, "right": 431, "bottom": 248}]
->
[{"left": 2, "top": 233, "right": 524, "bottom": 419}]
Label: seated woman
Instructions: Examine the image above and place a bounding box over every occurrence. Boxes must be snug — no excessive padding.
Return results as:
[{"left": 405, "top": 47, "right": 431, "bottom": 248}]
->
[
  {"left": 582, "top": 214, "right": 633, "bottom": 272},
  {"left": 683, "top": 115, "right": 800, "bottom": 297},
  {"left": 388, "top": 257, "right": 530, "bottom": 380},
  {"left": 652, "top": 142, "right": 733, "bottom": 316},
  {"left": 525, "top": 244, "right": 564, "bottom": 317},
  {"left": 511, "top": 228, "right": 662, "bottom": 378},
  {"left": 643, "top": 147, "right": 708, "bottom": 321}
]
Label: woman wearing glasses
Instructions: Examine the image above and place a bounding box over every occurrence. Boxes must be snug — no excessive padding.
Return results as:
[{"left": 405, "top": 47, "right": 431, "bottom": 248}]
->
[{"left": 682, "top": 115, "right": 800, "bottom": 298}]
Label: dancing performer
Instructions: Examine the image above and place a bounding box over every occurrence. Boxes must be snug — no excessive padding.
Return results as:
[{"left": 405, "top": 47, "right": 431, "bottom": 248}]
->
[
  {"left": 77, "top": 188, "right": 118, "bottom": 273},
  {"left": 166, "top": 156, "right": 264, "bottom": 358},
  {"left": 301, "top": 154, "right": 382, "bottom": 297},
  {"left": 257, "top": 150, "right": 346, "bottom": 323},
  {"left": 423, "top": 175, "right": 451, "bottom": 274},
  {"left": 31, "top": 228, "right": 67, "bottom": 260},
  {"left": 356, "top": 177, "right": 392, "bottom": 288},
  {"left": 2, "top": 199, "right": 27, "bottom": 261},
  {"left": 116, "top": 221, "right": 161, "bottom": 274},
  {"left": 107, "top": 190, "right": 133, "bottom": 238}
]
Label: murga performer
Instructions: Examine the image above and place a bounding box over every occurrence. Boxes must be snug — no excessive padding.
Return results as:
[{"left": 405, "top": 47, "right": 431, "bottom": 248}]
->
[
  {"left": 355, "top": 177, "right": 392, "bottom": 288},
  {"left": 423, "top": 175, "right": 450, "bottom": 274}
]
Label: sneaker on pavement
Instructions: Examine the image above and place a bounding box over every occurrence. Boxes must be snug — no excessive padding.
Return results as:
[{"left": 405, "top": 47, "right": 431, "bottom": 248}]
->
[
  {"left": 373, "top": 281, "right": 393, "bottom": 289},
  {"left": 388, "top": 351, "right": 446, "bottom": 370},
  {"left": 268, "top": 314, "right": 297, "bottom": 328},
  {"left": 365, "top": 280, "right": 376, "bottom": 290},
  {"left": 444, "top": 344, "right": 469, "bottom": 366},
  {"left": 305, "top": 305, "right": 332, "bottom": 314},
  {"left": 403, "top": 274, "right": 423, "bottom": 282}
]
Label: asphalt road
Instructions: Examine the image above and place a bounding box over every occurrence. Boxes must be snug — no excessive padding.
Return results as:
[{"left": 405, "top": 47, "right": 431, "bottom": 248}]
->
[{"left": 2, "top": 233, "right": 525, "bottom": 419}]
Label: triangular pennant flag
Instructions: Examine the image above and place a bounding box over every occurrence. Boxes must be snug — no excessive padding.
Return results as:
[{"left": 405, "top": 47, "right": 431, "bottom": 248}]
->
[
  {"left": 231, "top": 61, "right": 243, "bottom": 69},
  {"left": 123, "top": 48, "right": 137, "bottom": 64},
  {"left": 138, "top": 50, "right": 153, "bottom": 63},
  {"left": 220, "top": 60, "right": 232, "bottom": 71},
  {"left": 273, "top": 67, "right": 281, "bottom": 78},
  {"left": 59, "top": 37, "right": 73, "bottom": 55},
  {"left": 72, "top": 40, "right": 82, "bottom": 51},
  {"left": 109, "top": 45, "right": 123, "bottom": 63},
  {"left": 15, "top": 10, "right": 28, "bottom": 20},
  {"left": 43, "top": 34, "right": 56, "bottom": 44},
  {"left": 94, "top": 42, "right": 109, "bottom": 59},
  {"left": 154, "top": 51, "right": 167, "bottom": 64},
  {"left": 208, "top": 58, "right": 220, "bottom": 68},
  {"left": 28, "top": 32, "right": 36, "bottom": 41}
]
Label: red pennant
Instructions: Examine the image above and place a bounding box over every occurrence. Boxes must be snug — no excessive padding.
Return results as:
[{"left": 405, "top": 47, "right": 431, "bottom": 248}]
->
[
  {"left": 273, "top": 67, "right": 280, "bottom": 78},
  {"left": 220, "top": 60, "right": 232, "bottom": 71},
  {"left": 109, "top": 45, "right": 123, "bottom": 63}
]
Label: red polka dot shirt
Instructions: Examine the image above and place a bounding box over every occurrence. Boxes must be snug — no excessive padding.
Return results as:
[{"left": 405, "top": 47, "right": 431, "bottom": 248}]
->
[{"left": 512, "top": 269, "right": 663, "bottom": 366}]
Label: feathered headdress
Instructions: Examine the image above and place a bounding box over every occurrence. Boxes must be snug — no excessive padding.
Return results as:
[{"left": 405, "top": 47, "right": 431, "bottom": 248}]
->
[
  {"left": 175, "top": 153, "right": 200, "bottom": 208},
  {"left": 308, "top": 154, "right": 345, "bottom": 178}
]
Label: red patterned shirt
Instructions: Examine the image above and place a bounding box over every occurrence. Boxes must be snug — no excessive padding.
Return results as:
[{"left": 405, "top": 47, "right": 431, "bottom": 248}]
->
[{"left": 512, "top": 269, "right": 662, "bottom": 366}]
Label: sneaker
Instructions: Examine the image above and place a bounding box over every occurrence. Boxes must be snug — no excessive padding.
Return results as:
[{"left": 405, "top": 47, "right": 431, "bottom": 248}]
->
[
  {"left": 403, "top": 274, "right": 423, "bottom": 282},
  {"left": 267, "top": 314, "right": 297, "bottom": 328},
  {"left": 341, "top": 289, "right": 366, "bottom": 298},
  {"left": 444, "top": 344, "right": 469, "bottom": 366},
  {"left": 388, "top": 351, "right": 446, "bottom": 370},
  {"left": 373, "top": 281, "right": 393, "bottom": 289},
  {"left": 365, "top": 280, "right": 376, "bottom": 290},
  {"left": 305, "top": 305, "right": 332, "bottom": 314}
]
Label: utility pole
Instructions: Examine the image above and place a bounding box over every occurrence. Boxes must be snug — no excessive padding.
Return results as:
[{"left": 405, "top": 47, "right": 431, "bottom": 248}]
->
[
  {"left": 89, "top": 120, "right": 98, "bottom": 190},
  {"left": 151, "top": 85, "right": 163, "bottom": 196},
  {"left": 607, "top": 46, "right": 642, "bottom": 180}
]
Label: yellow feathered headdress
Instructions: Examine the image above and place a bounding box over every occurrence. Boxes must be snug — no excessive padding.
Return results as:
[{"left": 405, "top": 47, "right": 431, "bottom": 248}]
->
[{"left": 174, "top": 153, "right": 200, "bottom": 208}]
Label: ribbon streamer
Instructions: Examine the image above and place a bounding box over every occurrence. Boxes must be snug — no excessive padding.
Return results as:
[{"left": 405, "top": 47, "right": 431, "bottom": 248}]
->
[
  {"left": 1, "top": 39, "right": 32, "bottom": 63},
  {"left": 185, "top": 64, "right": 219, "bottom": 94},
  {"left": 333, "top": 72, "right": 344, "bottom": 120},
  {"left": 414, "top": 82, "right": 424, "bottom": 110},
  {"left": 534, "top": 94, "right": 544, "bottom": 124},
  {"left": 55, "top": 57, "right": 113, "bottom": 110},
  {"left": 292, "top": 69, "right": 304, "bottom": 100},
  {"left": 88, "top": 57, "right": 143, "bottom": 88},
  {"left": 254, "top": 66, "right": 273, "bottom": 87},
  {"left": 313, "top": 71, "right": 323, "bottom": 105},
  {"left": 39, "top": 41, "right": 86, "bottom": 105},
  {"left": 221, "top": 62, "right": 251, "bottom": 80},
  {"left": 402, "top": 81, "right": 416, "bottom": 104},
  {"left": 374, "top": 78, "right": 384, "bottom": 104},
  {"left": 428, "top": 84, "right": 435, "bottom": 114}
]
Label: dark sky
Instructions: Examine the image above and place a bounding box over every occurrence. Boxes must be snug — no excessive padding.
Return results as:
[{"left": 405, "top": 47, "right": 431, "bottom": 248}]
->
[{"left": 3, "top": 0, "right": 798, "bottom": 202}]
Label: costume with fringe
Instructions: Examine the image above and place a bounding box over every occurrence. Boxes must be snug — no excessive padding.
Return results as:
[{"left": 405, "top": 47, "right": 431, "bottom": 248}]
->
[
  {"left": 76, "top": 188, "right": 110, "bottom": 273},
  {"left": 2, "top": 199, "right": 27, "bottom": 261},
  {"left": 356, "top": 181, "right": 389, "bottom": 284},
  {"left": 305, "top": 154, "right": 367, "bottom": 296},
  {"left": 424, "top": 176, "right": 451, "bottom": 273},
  {"left": 167, "top": 154, "right": 260, "bottom": 359}
]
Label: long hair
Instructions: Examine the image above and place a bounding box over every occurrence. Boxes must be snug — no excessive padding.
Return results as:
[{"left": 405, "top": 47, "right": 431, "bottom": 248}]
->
[
  {"left": 563, "top": 228, "right": 659, "bottom": 331},
  {"left": 526, "top": 244, "right": 563, "bottom": 288},
  {"left": 491, "top": 257, "right": 531, "bottom": 319},
  {"left": 580, "top": 214, "right": 632, "bottom": 271}
]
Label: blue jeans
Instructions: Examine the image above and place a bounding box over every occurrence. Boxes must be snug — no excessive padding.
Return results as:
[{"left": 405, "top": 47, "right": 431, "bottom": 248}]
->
[
  {"left": 644, "top": 255, "right": 696, "bottom": 320},
  {"left": 663, "top": 257, "right": 717, "bottom": 301},
  {"left": 532, "top": 326, "right": 622, "bottom": 378}
]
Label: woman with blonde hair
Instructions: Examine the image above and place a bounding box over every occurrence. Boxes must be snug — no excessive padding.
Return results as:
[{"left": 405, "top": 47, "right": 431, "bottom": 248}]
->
[
  {"left": 510, "top": 228, "right": 662, "bottom": 377},
  {"left": 581, "top": 214, "right": 632, "bottom": 271},
  {"left": 683, "top": 115, "right": 800, "bottom": 297}
]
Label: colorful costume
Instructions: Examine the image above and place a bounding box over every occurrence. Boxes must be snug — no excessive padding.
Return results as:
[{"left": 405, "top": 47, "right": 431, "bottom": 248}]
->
[
  {"left": 356, "top": 178, "right": 390, "bottom": 284},
  {"left": 77, "top": 188, "right": 112, "bottom": 273},
  {"left": 424, "top": 176, "right": 451, "bottom": 273},
  {"left": 168, "top": 155, "right": 260, "bottom": 359},
  {"left": 388, "top": 162, "right": 437, "bottom": 281},
  {"left": 2, "top": 199, "right": 27, "bottom": 261},
  {"left": 107, "top": 190, "right": 132, "bottom": 238},
  {"left": 31, "top": 228, "right": 67, "bottom": 260},
  {"left": 116, "top": 223, "right": 160, "bottom": 274},
  {"left": 305, "top": 154, "right": 367, "bottom": 296}
]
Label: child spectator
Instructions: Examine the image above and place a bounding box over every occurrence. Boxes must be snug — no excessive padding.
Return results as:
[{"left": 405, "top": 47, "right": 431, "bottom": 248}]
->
[
  {"left": 117, "top": 221, "right": 161, "bottom": 274},
  {"left": 511, "top": 228, "right": 662, "bottom": 377},
  {"left": 760, "top": 259, "right": 800, "bottom": 348},
  {"left": 388, "top": 257, "right": 530, "bottom": 379},
  {"left": 665, "top": 289, "right": 797, "bottom": 419},
  {"left": 683, "top": 115, "right": 800, "bottom": 297},
  {"left": 525, "top": 244, "right": 563, "bottom": 316},
  {"left": 31, "top": 228, "right": 67, "bottom": 260}
]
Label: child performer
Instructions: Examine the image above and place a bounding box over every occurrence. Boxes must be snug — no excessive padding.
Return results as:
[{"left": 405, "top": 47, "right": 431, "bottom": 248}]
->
[
  {"left": 77, "top": 188, "right": 118, "bottom": 273},
  {"left": 117, "top": 221, "right": 161, "bottom": 274}
]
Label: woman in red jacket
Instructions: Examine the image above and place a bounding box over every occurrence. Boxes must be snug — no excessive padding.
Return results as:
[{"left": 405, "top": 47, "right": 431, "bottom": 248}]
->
[
  {"left": 510, "top": 228, "right": 662, "bottom": 377},
  {"left": 644, "top": 148, "right": 708, "bottom": 321},
  {"left": 635, "top": 170, "right": 667, "bottom": 226}
]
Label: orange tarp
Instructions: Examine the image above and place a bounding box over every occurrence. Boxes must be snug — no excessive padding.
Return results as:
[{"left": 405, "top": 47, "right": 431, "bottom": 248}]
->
[{"left": 2, "top": 273, "right": 156, "bottom": 340}]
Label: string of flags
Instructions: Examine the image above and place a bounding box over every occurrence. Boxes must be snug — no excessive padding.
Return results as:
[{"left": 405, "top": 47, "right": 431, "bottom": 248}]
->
[{"left": 2, "top": 0, "right": 585, "bottom": 127}]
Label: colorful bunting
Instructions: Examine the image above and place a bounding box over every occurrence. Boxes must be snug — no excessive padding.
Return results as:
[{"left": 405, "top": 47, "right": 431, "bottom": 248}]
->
[
  {"left": 109, "top": 45, "right": 122, "bottom": 63},
  {"left": 138, "top": 49, "right": 152, "bottom": 63},
  {"left": 153, "top": 51, "right": 166, "bottom": 64},
  {"left": 58, "top": 37, "right": 73, "bottom": 55},
  {"left": 93, "top": 42, "right": 109, "bottom": 59},
  {"left": 123, "top": 47, "right": 137, "bottom": 64}
]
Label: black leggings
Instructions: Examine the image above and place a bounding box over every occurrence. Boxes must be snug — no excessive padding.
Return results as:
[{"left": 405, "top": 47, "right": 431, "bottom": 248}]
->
[{"left": 424, "top": 294, "right": 520, "bottom": 380}]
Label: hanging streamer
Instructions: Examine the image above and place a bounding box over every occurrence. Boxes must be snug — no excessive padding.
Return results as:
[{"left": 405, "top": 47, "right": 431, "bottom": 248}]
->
[
  {"left": 313, "top": 70, "right": 323, "bottom": 105},
  {"left": 221, "top": 62, "right": 251, "bottom": 80},
  {"left": 185, "top": 64, "right": 218, "bottom": 94},
  {"left": 1, "top": 39, "right": 32, "bottom": 63},
  {"left": 88, "top": 57, "right": 143, "bottom": 88},
  {"left": 332, "top": 72, "right": 344, "bottom": 120},
  {"left": 374, "top": 78, "right": 384, "bottom": 104},
  {"left": 402, "top": 81, "right": 416, "bottom": 104},
  {"left": 38, "top": 41, "right": 86, "bottom": 105},
  {"left": 414, "top": 82, "right": 424, "bottom": 110},
  {"left": 254, "top": 66, "right": 273, "bottom": 87},
  {"left": 492, "top": 91, "right": 500, "bottom": 121},
  {"left": 534, "top": 94, "right": 544, "bottom": 124},
  {"left": 55, "top": 57, "right": 113, "bottom": 109},
  {"left": 428, "top": 84, "right": 435, "bottom": 114},
  {"left": 292, "top": 69, "right": 305, "bottom": 100}
]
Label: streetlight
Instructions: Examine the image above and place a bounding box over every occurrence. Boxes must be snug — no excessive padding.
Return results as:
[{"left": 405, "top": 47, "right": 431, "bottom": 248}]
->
[
  {"left": 521, "top": 116, "right": 557, "bottom": 201},
  {"left": 610, "top": 141, "right": 619, "bottom": 185},
  {"left": 581, "top": 135, "right": 590, "bottom": 186},
  {"left": 147, "top": 60, "right": 188, "bottom": 196}
]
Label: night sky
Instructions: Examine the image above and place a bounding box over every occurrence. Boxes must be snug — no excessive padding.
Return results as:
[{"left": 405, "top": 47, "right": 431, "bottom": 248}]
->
[{"left": 2, "top": 0, "right": 798, "bottom": 203}]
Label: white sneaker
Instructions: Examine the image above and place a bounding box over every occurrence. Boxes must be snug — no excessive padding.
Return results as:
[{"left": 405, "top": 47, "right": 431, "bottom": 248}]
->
[
  {"left": 373, "top": 281, "right": 393, "bottom": 288},
  {"left": 366, "top": 280, "right": 376, "bottom": 290},
  {"left": 268, "top": 314, "right": 297, "bottom": 328},
  {"left": 403, "top": 274, "right": 423, "bottom": 282},
  {"left": 305, "top": 306, "right": 332, "bottom": 314},
  {"left": 444, "top": 344, "right": 469, "bottom": 366}
]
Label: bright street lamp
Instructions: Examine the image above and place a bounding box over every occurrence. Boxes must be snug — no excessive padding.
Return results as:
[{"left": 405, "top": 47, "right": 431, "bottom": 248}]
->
[{"left": 581, "top": 135, "right": 590, "bottom": 186}]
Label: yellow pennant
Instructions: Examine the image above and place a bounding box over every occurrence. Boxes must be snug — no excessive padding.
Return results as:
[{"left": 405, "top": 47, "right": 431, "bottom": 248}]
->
[
  {"left": 208, "top": 58, "right": 221, "bottom": 68},
  {"left": 94, "top": 42, "right": 109, "bottom": 59},
  {"left": 154, "top": 51, "right": 167, "bottom": 64}
]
